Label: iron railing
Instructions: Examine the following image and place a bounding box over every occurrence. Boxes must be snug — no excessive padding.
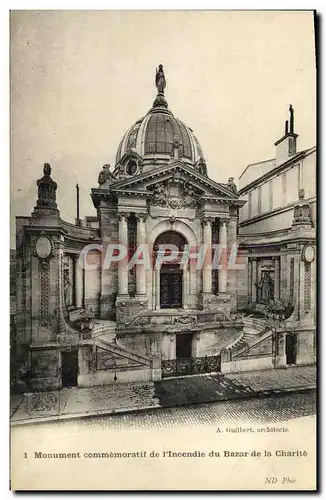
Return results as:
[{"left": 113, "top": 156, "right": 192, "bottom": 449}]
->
[{"left": 162, "top": 355, "right": 221, "bottom": 378}]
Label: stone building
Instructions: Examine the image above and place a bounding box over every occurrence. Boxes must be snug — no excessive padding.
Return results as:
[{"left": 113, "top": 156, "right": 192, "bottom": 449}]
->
[
  {"left": 13, "top": 68, "right": 316, "bottom": 392},
  {"left": 236, "top": 105, "right": 316, "bottom": 368}
]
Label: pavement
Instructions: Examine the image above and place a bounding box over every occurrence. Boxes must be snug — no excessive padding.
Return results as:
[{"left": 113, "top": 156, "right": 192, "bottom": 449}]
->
[{"left": 10, "top": 365, "right": 316, "bottom": 426}]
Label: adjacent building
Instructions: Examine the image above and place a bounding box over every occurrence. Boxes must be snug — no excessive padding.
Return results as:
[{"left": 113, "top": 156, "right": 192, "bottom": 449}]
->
[{"left": 236, "top": 106, "right": 316, "bottom": 367}]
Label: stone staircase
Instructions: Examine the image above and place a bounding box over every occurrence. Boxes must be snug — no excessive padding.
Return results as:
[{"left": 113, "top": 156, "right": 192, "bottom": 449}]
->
[
  {"left": 92, "top": 320, "right": 117, "bottom": 342},
  {"left": 92, "top": 320, "right": 151, "bottom": 367},
  {"left": 231, "top": 330, "right": 260, "bottom": 352},
  {"left": 230, "top": 316, "right": 273, "bottom": 356}
]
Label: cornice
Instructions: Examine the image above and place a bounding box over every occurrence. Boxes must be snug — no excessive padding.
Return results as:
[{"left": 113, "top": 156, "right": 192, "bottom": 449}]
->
[
  {"left": 110, "top": 162, "right": 239, "bottom": 200},
  {"left": 239, "top": 196, "right": 316, "bottom": 227}
]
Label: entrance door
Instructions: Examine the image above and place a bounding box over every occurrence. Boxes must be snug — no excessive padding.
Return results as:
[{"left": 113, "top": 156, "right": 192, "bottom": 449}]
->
[
  {"left": 286, "top": 334, "right": 297, "bottom": 365},
  {"left": 176, "top": 333, "right": 193, "bottom": 359},
  {"left": 175, "top": 333, "right": 193, "bottom": 376},
  {"left": 61, "top": 350, "right": 78, "bottom": 388},
  {"left": 160, "top": 267, "right": 182, "bottom": 308}
]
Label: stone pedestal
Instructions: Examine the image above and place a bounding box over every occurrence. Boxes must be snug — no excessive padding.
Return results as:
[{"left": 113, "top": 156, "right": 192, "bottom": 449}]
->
[
  {"left": 151, "top": 354, "right": 162, "bottom": 381},
  {"left": 199, "top": 291, "right": 231, "bottom": 314}
]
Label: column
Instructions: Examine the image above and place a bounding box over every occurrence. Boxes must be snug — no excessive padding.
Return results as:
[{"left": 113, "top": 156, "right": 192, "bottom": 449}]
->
[
  {"left": 75, "top": 256, "right": 83, "bottom": 308},
  {"left": 274, "top": 257, "right": 280, "bottom": 300},
  {"left": 218, "top": 218, "right": 228, "bottom": 293},
  {"left": 82, "top": 265, "right": 86, "bottom": 308},
  {"left": 251, "top": 258, "right": 257, "bottom": 302},
  {"left": 247, "top": 258, "right": 252, "bottom": 302},
  {"left": 135, "top": 213, "right": 147, "bottom": 296},
  {"left": 182, "top": 264, "right": 190, "bottom": 309},
  {"left": 152, "top": 268, "right": 156, "bottom": 309},
  {"left": 155, "top": 265, "right": 160, "bottom": 310},
  {"left": 227, "top": 217, "right": 238, "bottom": 311},
  {"left": 118, "top": 212, "right": 129, "bottom": 296},
  {"left": 202, "top": 218, "right": 212, "bottom": 293}
]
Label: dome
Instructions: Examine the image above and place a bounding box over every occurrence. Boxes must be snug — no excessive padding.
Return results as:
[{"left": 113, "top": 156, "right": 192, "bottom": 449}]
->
[{"left": 114, "top": 66, "right": 205, "bottom": 170}]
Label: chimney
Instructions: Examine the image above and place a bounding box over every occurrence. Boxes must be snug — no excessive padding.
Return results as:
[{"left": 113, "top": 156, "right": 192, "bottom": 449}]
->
[{"left": 274, "top": 105, "right": 298, "bottom": 167}]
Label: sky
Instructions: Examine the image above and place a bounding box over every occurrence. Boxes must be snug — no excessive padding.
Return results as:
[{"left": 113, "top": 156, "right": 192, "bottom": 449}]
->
[{"left": 10, "top": 10, "right": 316, "bottom": 247}]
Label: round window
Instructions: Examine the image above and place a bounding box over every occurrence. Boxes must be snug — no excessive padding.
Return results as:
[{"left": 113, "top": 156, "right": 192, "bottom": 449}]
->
[{"left": 126, "top": 160, "right": 137, "bottom": 176}]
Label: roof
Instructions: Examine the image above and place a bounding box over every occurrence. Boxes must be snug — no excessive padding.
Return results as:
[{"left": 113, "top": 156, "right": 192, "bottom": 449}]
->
[
  {"left": 115, "top": 108, "right": 203, "bottom": 167},
  {"left": 238, "top": 147, "right": 316, "bottom": 194}
]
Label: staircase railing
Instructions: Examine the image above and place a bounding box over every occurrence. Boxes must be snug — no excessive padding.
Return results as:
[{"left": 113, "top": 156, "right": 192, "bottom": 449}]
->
[{"left": 232, "top": 326, "right": 275, "bottom": 360}]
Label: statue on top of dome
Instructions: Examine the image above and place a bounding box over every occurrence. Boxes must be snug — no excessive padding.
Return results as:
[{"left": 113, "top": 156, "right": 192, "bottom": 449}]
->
[{"left": 155, "top": 64, "right": 166, "bottom": 94}]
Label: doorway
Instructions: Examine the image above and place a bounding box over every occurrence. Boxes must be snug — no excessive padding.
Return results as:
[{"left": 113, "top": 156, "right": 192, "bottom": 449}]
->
[
  {"left": 160, "top": 265, "right": 183, "bottom": 309},
  {"left": 61, "top": 350, "right": 78, "bottom": 388},
  {"left": 286, "top": 334, "right": 297, "bottom": 365},
  {"left": 176, "top": 333, "right": 193, "bottom": 359},
  {"left": 174, "top": 333, "right": 193, "bottom": 376},
  {"left": 154, "top": 230, "right": 187, "bottom": 309}
]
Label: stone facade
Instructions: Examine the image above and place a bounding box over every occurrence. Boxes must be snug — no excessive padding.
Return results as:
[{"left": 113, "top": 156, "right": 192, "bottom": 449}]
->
[{"left": 12, "top": 75, "right": 316, "bottom": 392}]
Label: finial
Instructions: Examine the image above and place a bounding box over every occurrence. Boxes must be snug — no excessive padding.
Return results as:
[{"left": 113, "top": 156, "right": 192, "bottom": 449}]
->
[
  {"left": 289, "top": 104, "right": 294, "bottom": 133},
  {"left": 228, "top": 177, "right": 238, "bottom": 194},
  {"left": 98, "top": 164, "right": 112, "bottom": 186},
  {"left": 76, "top": 183, "right": 80, "bottom": 225},
  {"left": 43, "top": 163, "right": 51, "bottom": 176},
  {"left": 33, "top": 162, "right": 58, "bottom": 215},
  {"left": 299, "top": 188, "right": 305, "bottom": 200}
]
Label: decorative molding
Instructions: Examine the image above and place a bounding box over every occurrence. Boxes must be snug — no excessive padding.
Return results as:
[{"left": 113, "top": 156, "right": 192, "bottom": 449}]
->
[
  {"left": 202, "top": 216, "right": 215, "bottom": 225},
  {"left": 134, "top": 212, "right": 148, "bottom": 222},
  {"left": 289, "top": 258, "right": 295, "bottom": 302},
  {"left": 149, "top": 180, "right": 201, "bottom": 209},
  {"left": 33, "top": 232, "right": 55, "bottom": 262},
  {"left": 39, "top": 260, "right": 50, "bottom": 326},
  {"left": 304, "top": 262, "right": 311, "bottom": 313},
  {"left": 301, "top": 243, "right": 315, "bottom": 263},
  {"left": 110, "top": 163, "right": 240, "bottom": 203},
  {"left": 118, "top": 212, "right": 130, "bottom": 221},
  {"left": 173, "top": 315, "right": 196, "bottom": 326},
  {"left": 219, "top": 217, "right": 230, "bottom": 227}
]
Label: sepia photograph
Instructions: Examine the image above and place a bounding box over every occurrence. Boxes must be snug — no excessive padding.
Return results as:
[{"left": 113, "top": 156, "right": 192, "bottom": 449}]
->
[{"left": 9, "top": 9, "right": 317, "bottom": 491}]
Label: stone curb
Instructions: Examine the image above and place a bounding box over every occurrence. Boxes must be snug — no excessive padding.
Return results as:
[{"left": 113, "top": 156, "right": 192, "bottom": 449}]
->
[{"left": 10, "top": 384, "right": 316, "bottom": 427}]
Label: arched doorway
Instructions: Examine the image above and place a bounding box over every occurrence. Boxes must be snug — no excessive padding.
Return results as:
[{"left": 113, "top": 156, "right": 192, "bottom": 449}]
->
[{"left": 154, "top": 231, "right": 187, "bottom": 309}]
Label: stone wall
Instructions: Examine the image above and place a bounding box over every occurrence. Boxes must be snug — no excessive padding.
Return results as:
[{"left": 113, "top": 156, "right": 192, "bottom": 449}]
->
[
  {"left": 117, "top": 332, "right": 158, "bottom": 358},
  {"left": 296, "top": 329, "right": 316, "bottom": 366},
  {"left": 29, "top": 348, "right": 61, "bottom": 391}
]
